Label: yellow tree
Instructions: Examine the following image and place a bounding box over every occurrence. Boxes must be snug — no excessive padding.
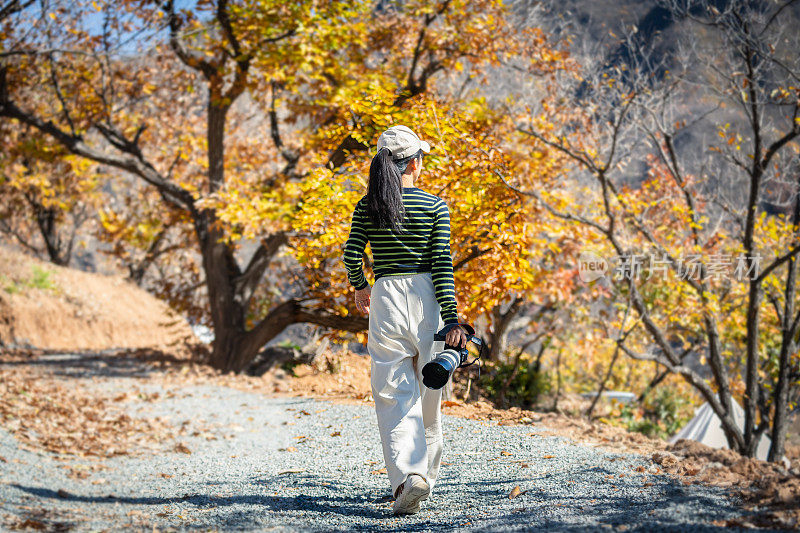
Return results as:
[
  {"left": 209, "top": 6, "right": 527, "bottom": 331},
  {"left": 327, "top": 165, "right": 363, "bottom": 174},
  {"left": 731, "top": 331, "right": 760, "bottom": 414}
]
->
[
  {"left": 1, "top": 0, "right": 368, "bottom": 371},
  {"left": 1, "top": 0, "right": 575, "bottom": 374},
  {"left": 206, "top": 2, "right": 579, "bottom": 358}
]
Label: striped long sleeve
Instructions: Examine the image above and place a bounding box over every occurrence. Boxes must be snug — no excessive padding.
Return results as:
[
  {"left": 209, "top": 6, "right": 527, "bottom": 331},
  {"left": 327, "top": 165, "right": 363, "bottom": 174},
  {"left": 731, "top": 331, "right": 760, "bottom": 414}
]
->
[
  {"left": 342, "top": 188, "right": 459, "bottom": 325},
  {"left": 430, "top": 200, "right": 459, "bottom": 325},
  {"left": 343, "top": 201, "right": 370, "bottom": 290}
]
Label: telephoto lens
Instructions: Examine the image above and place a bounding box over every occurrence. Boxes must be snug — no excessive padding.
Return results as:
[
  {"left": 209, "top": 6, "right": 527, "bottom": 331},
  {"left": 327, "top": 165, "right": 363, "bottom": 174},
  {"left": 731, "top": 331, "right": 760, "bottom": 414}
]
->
[{"left": 421, "top": 323, "right": 478, "bottom": 390}]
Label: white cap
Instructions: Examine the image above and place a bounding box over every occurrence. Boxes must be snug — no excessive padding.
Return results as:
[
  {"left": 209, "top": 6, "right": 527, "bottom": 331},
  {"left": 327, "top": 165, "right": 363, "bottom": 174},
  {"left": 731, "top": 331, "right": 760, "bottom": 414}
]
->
[{"left": 376, "top": 125, "right": 431, "bottom": 159}]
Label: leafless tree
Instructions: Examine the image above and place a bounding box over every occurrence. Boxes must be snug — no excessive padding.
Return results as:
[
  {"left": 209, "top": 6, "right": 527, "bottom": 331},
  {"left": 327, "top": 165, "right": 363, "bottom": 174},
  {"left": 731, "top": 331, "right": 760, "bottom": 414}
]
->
[{"left": 506, "top": 0, "right": 800, "bottom": 460}]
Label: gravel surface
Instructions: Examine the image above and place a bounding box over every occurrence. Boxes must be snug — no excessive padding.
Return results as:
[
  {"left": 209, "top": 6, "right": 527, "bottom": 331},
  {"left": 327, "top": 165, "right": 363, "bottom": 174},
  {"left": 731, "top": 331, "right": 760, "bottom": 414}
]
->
[{"left": 0, "top": 356, "right": 769, "bottom": 532}]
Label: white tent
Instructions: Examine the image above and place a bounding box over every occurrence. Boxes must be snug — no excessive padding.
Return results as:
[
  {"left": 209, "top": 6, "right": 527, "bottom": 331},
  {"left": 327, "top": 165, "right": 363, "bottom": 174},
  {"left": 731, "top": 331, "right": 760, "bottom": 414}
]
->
[{"left": 669, "top": 400, "right": 772, "bottom": 461}]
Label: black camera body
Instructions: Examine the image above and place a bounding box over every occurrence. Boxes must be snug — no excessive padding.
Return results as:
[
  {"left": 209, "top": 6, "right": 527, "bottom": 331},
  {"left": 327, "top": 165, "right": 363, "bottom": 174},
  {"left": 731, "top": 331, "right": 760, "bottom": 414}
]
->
[{"left": 421, "top": 323, "right": 483, "bottom": 390}]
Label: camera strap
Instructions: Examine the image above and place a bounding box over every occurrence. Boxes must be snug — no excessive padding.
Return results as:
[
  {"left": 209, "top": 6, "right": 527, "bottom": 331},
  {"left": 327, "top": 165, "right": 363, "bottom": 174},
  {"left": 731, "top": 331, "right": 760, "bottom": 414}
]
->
[{"left": 458, "top": 333, "right": 487, "bottom": 374}]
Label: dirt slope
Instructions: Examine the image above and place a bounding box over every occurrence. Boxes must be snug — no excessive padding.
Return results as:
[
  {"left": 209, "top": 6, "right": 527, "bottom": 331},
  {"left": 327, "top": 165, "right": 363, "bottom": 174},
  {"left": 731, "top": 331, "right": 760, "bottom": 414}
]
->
[{"left": 0, "top": 246, "right": 194, "bottom": 350}]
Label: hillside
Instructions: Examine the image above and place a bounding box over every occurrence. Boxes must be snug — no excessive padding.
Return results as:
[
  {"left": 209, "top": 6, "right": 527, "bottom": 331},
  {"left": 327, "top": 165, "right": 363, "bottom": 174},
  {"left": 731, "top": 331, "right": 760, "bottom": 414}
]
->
[{"left": 0, "top": 246, "right": 195, "bottom": 351}]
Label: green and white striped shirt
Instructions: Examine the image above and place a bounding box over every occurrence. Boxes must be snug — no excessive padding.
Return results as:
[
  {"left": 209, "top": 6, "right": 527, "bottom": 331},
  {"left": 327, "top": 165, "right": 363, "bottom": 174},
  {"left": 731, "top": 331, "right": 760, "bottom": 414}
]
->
[{"left": 343, "top": 186, "right": 459, "bottom": 325}]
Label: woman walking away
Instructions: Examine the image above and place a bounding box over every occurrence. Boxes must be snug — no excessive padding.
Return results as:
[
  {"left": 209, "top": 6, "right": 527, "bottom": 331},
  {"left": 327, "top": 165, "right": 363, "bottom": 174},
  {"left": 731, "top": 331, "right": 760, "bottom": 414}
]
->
[{"left": 343, "top": 125, "right": 468, "bottom": 516}]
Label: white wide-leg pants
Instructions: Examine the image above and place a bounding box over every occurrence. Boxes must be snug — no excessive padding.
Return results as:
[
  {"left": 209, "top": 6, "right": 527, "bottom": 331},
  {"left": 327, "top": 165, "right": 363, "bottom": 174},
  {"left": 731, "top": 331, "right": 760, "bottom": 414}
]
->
[{"left": 367, "top": 272, "right": 447, "bottom": 497}]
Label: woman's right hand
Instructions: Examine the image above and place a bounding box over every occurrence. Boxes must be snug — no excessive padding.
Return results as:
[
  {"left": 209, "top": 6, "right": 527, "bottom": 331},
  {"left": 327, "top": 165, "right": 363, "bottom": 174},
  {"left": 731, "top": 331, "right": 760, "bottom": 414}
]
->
[
  {"left": 445, "top": 324, "right": 468, "bottom": 348},
  {"left": 355, "top": 285, "right": 371, "bottom": 314}
]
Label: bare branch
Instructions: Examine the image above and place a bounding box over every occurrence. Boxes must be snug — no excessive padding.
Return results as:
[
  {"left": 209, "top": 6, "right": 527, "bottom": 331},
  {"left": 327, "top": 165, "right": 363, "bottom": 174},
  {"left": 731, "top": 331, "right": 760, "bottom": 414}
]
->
[
  {"left": 164, "top": 0, "right": 218, "bottom": 80},
  {"left": 232, "top": 232, "right": 288, "bottom": 306},
  {"left": 0, "top": 78, "right": 195, "bottom": 212},
  {"left": 0, "top": 0, "right": 34, "bottom": 23},
  {"left": 757, "top": 241, "right": 800, "bottom": 283}
]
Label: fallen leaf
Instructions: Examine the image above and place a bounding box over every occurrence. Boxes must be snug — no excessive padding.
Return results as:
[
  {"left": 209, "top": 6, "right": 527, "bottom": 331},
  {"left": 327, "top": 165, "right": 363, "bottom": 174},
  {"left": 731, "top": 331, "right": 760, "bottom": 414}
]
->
[
  {"left": 543, "top": 455, "right": 555, "bottom": 459},
  {"left": 16, "top": 519, "right": 46, "bottom": 530},
  {"left": 509, "top": 486, "right": 528, "bottom": 499},
  {"left": 442, "top": 400, "right": 461, "bottom": 407},
  {"left": 371, "top": 467, "right": 387, "bottom": 475},
  {"left": 683, "top": 465, "right": 700, "bottom": 476},
  {"left": 500, "top": 450, "right": 513, "bottom": 456},
  {"left": 651, "top": 451, "right": 678, "bottom": 467},
  {"left": 174, "top": 442, "right": 191, "bottom": 454},
  {"left": 330, "top": 431, "right": 341, "bottom": 437}
]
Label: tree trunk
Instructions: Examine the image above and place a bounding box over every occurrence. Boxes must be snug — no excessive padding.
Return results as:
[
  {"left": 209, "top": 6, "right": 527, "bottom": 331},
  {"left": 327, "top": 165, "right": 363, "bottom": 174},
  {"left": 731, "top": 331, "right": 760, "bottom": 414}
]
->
[
  {"left": 741, "top": 39, "right": 765, "bottom": 459},
  {"left": 488, "top": 297, "right": 522, "bottom": 360},
  {"left": 769, "top": 325, "right": 794, "bottom": 462},
  {"left": 201, "top": 97, "right": 249, "bottom": 371},
  {"left": 552, "top": 347, "right": 563, "bottom": 412},
  {"left": 201, "top": 232, "right": 247, "bottom": 371},
  {"left": 743, "top": 281, "right": 763, "bottom": 458},
  {"left": 769, "top": 173, "right": 800, "bottom": 461},
  {"left": 22, "top": 185, "right": 74, "bottom": 266},
  {"left": 36, "top": 206, "right": 70, "bottom": 266}
]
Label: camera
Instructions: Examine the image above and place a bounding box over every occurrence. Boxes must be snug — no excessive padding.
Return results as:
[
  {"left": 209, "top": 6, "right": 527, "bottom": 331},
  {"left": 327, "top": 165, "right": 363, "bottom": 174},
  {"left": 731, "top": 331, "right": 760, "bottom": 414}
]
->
[{"left": 421, "top": 323, "right": 484, "bottom": 390}]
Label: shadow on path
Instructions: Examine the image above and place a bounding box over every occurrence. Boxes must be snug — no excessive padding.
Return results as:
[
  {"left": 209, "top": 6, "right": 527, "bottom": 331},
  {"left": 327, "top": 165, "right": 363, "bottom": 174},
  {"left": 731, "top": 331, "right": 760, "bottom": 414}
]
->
[
  {"left": 0, "top": 348, "right": 190, "bottom": 380},
  {"left": 10, "top": 465, "right": 747, "bottom": 533}
]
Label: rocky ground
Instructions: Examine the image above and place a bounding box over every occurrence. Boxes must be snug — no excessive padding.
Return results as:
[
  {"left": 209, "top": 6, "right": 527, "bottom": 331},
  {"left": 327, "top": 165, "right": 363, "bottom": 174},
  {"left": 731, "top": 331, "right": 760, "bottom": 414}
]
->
[{"left": 1, "top": 349, "right": 793, "bottom": 532}]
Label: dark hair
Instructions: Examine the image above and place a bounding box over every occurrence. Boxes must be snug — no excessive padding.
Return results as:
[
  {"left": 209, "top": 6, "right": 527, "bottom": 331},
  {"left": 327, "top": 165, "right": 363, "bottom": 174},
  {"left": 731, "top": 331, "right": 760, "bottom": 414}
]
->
[{"left": 366, "top": 147, "right": 423, "bottom": 233}]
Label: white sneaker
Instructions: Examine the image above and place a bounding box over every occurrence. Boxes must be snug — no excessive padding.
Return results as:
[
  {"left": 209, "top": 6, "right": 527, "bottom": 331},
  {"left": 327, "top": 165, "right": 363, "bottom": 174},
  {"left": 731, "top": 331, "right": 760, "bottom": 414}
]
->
[{"left": 392, "top": 474, "right": 430, "bottom": 515}]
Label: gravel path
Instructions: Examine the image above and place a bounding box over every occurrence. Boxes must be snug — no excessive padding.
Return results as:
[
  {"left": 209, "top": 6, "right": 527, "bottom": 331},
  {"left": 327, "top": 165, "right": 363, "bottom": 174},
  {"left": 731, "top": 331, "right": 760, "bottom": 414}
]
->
[{"left": 0, "top": 354, "right": 766, "bottom": 532}]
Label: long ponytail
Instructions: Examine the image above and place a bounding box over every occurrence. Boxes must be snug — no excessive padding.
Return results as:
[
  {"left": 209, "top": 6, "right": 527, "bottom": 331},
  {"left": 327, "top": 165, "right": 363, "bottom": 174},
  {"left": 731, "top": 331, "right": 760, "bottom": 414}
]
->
[{"left": 366, "top": 147, "right": 419, "bottom": 234}]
